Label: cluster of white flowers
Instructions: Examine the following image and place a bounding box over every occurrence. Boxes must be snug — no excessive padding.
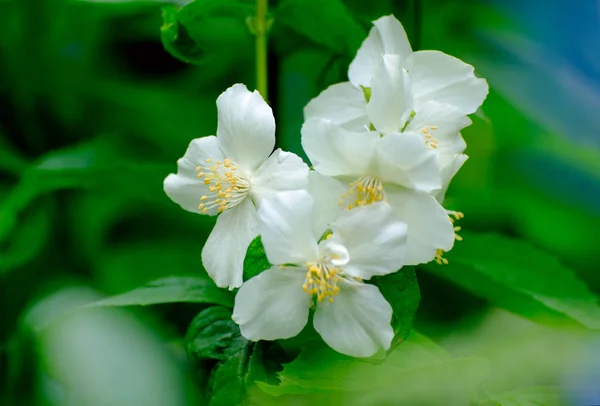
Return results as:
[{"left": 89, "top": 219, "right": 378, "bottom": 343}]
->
[{"left": 164, "top": 15, "right": 487, "bottom": 357}]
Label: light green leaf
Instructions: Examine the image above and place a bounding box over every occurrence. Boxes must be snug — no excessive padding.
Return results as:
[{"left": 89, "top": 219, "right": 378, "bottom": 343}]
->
[
  {"left": 423, "top": 232, "right": 600, "bottom": 329},
  {"left": 90, "top": 277, "right": 233, "bottom": 307},
  {"left": 275, "top": 0, "right": 366, "bottom": 54},
  {"left": 259, "top": 331, "right": 488, "bottom": 398},
  {"left": 482, "top": 386, "right": 564, "bottom": 406},
  {"left": 243, "top": 236, "right": 271, "bottom": 281},
  {"left": 372, "top": 266, "right": 420, "bottom": 346}
]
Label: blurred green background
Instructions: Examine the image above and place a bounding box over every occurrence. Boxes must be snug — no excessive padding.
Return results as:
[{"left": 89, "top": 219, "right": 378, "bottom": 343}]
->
[{"left": 1, "top": 0, "right": 599, "bottom": 405}]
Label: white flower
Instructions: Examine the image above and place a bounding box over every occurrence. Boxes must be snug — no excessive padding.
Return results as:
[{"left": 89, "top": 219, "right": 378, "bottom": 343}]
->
[
  {"left": 304, "top": 15, "right": 487, "bottom": 192},
  {"left": 349, "top": 14, "right": 488, "bottom": 115},
  {"left": 164, "top": 84, "right": 308, "bottom": 289},
  {"left": 232, "top": 187, "right": 407, "bottom": 358},
  {"left": 306, "top": 53, "right": 472, "bottom": 192},
  {"left": 301, "top": 119, "right": 455, "bottom": 265}
]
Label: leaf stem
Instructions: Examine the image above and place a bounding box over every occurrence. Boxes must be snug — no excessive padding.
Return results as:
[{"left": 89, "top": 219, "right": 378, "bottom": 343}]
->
[{"left": 254, "top": 0, "right": 269, "bottom": 100}]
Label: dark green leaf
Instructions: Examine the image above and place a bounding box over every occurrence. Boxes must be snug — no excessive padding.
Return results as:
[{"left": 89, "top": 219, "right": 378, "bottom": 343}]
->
[
  {"left": 161, "top": 0, "right": 253, "bottom": 65},
  {"left": 160, "top": 5, "right": 205, "bottom": 64},
  {"left": 372, "top": 266, "right": 420, "bottom": 346},
  {"left": 482, "top": 386, "right": 564, "bottom": 406},
  {"left": 186, "top": 307, "right": 284, "bottom": 406},
  {"left": 423, "top": 232, "right": 600, "bottom": 329},
  {"left": 275, "top": 0, "right": 366, "bottom": 54},
  {"left": 186, "top": 306, "right": 244, "bottom": 362},
  {"left": 243, "top": 236, "right": 271, "bottom": 281},
  {"left": 0, "top": 199, "right": 52, "bottom": 274},
  {"left": 90, "top": 276, "right": 233, "bottom": 307}
]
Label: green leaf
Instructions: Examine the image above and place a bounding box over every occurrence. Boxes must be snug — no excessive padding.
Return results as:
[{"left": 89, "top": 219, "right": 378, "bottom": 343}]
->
[
  {"left": 161, "top": 0, "right": 253, "bottom": 65},
  {"left": 186, "top": 307, "right": 284, "bottom": 405},
  {"left": 259, "top": 331, "right": 488, "bottom": 399},
  {"left": 243, "top": 236, "right": 271, "bottom": 281},
  {"left": 0, "top": 200, "right": 52, "bottom": 274},
  {"left": 423, "top": 232, "right": 600, "bottom": 329},
  {"left": 161, "top": 5, "right": 205, "bottom": 64},
  {"left": 90, "top": 276, "right": 233, "bottom": 307},
  {"left": 482, "top": 386, "right": 564, "bottom": 406},
  {"left": 372, "top": 266, "right": 420, "bottom": 346},
  {"left": 186, "top": 306, "right": 243, "bottom": 362},
  {"left": 275, "top": 0, "right": 366, "bottom": 54}
]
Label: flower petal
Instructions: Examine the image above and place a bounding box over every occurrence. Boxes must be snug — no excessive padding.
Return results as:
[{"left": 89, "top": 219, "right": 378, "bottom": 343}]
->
[
  {"left": 404, "top": 100, "right": 470, "bottom": 156},
  {"left": 434, "top": 153, "right": 468, "bottom": 203},
  {"left": 348, "top": 15, "right": 412, "bottom": 88},
  {"left": 233, "top": 266, "right": 310, "bottom": 341},
  {"left": 314, "top": 281, "right": 394, "bottom": 357},
  {"left": 329, "top": 202, "right": 407, "bottom": 279},
  {"left": 258, "top": 190, "right": 319, "bottom": 265},
  {"left": 303, "top": 82, "right": 368, "bottom": 131},
  {"left": 302, "top": 118, "right": 379, "bottom": 177},
  {"left": 251, "top": 149, "right": 309, "bottom": 199},
  {"left": 216, "top": 84, "right": 275, "bottom": 172},
  {"left": 375, "top": 132, "right": 441, "bottom": 192},
  {"left": 163, "top": 136, "right": 225, "bottom": 215},
  {"left": 405, "top": 50, "right": 489, "bottom": 115},
  {"left": 201, "top": 197, "right": 259, "bottom": 289},
  {"left": 386, "top": 187, "right": 455, "bottom": 265},
  {"left": 308, "top": 171, "right": 347, "bottom": 237},
  {"left": 366, "top": 55, "right": 413, "bottom": 134}
]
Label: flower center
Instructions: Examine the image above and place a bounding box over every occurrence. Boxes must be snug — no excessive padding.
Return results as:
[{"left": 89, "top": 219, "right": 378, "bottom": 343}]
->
[
  {"left": 196, "top": 158, "right": 250, "bottom": 214},
  {"left": 339, "top": 176, "right": 386, "bottom": 209},
  {"left": 302, "top": 262, "right": 341, "bottom": 303},
  {"left": 419, "top": 126, "right": 439, "bottom": 150}
]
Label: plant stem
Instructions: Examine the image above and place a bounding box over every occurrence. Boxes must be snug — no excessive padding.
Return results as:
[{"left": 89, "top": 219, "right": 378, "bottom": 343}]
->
[{"left": 254, "top": 0, "right": 268, "bottom": 101}]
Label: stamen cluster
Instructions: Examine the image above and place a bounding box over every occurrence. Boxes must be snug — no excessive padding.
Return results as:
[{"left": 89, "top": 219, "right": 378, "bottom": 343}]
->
[{"left": 196, "top": 158, "right": 249, "bottom": 214}]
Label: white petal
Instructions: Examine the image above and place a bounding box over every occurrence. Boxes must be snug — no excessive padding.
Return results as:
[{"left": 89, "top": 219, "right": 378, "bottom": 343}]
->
[
  {"left": 233, "top": 267, "right": 310, "bottom": 341},
  {"left": 251, "top": 149, "right": 309, "bottom": 198},
  {"left": 375, "top": 132, "right": 441, "bottom": 192},
  {"left": 301, "top": 119, "right": 379, "bottom": 177},
  {"left": 405, "top": 100, "right": 470, "bottom": 156},
  {"left": 216, "top": 84, "right": 275, "bottom": 172},
  {"left": 258, "top": 190, "right": 319, "bottom": 265},
  {"left": 386, "top": 187, "right": 455, "bottom": 265},
  {"left": 201, "top": 198, "right": 259, "bottom": 289},
  {"left": 313, "top": 281, "right": 394, "bottom": 357},
  {"left": 303, "top": 82, "right": 368, "bottom": 131},
  {"left": 366, "top": 55, "right": 413, "bottom": 134},
  {"left": 348, "top": 15, "right": 412, "bottom": 88},
  {"left": 405, "top": 51, "right": 489, "bottom": 115},
  {"left": 163, "top": 136, "right": 225, "bottom": 215},
  {"left": 329, "top": 202, "right": 407, "bottom": 279},
  {"left": 434, "top": 153, "right": 468, "bottom": 203},
  {"left": 308, "top": 171, "right": 347, "bottom": 237}
]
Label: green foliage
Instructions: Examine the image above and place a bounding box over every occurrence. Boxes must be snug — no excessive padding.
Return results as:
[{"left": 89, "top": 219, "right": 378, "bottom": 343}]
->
[
  {"left": 423, "top": 231, "right": 600, "bottom": 329},
  {"left": 275, "top": 0, "right": 366, "bottom": 54},
  {"left": 91, "top": 276, "right": 233, "bottom": 307},
  {"left": 372, "top": 266, "right": 420, "bottom": 345},
  {"left": 243, "top": 236, "right": 271, "bottom": 281},
  {"left": 161, "top": 0, "right": 253, "bottom": 65}
]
